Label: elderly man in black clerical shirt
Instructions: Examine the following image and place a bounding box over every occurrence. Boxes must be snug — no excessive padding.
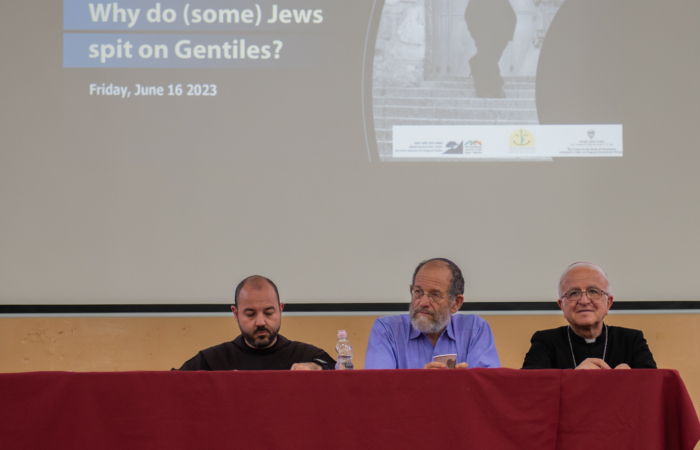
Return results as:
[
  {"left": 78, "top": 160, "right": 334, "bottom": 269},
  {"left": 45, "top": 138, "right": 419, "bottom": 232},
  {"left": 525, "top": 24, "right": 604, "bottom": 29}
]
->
[
  {"left": 178, "top": 275, "right": 335, "bottom": 371},
  {"left": 522, "top": 262, "right": 656, "bottom": 370}
]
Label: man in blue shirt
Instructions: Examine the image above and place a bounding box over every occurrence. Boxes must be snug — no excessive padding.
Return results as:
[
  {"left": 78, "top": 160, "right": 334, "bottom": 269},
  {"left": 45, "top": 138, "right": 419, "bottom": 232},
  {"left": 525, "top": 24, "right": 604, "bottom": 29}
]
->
[{"left": 365, "top": 258, "right": 500, "bottom": 369}]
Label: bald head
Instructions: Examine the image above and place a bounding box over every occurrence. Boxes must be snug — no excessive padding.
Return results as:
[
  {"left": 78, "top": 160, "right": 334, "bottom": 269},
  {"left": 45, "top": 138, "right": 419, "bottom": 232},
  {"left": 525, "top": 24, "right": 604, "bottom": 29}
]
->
[
  {"left": 234, "top": 275, "right": 280, "bottom": 306},
  {"left": 558, "top": 263, "right": 611, "bottom": 297}
]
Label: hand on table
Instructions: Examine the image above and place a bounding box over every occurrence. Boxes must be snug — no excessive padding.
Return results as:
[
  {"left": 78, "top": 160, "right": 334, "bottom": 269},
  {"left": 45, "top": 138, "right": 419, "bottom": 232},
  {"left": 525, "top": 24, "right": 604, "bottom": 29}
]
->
[
  {"left": 575, "top": 358, "right": 611, "bottom": 370},
  {"left": 290, "top": 362, "right": 322, "bottom": 371},
  {"left": 423, "top": 362, "right": 468, "bottom": 369},
  {"left": 614, "top": 363, "right": 631, "bottom": 369}
]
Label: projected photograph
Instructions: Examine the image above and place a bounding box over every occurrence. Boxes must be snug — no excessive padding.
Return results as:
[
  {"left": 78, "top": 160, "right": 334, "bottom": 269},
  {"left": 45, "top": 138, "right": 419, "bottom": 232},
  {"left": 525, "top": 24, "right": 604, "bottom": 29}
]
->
[{"left": 371, "top": 0, "right": 622, "bottom": 161}]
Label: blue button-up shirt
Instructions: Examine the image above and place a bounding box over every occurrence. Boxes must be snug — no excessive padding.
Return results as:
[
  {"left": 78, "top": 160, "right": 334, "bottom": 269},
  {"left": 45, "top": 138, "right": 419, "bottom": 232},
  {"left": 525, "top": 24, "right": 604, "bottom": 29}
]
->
[{"left": 364, "top": 314, "right": 501, "bottom": 369}]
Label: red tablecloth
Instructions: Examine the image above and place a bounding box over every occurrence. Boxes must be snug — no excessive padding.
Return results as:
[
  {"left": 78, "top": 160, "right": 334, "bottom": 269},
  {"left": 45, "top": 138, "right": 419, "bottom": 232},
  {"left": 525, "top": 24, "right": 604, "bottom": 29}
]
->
[{"left": 0, "top": 369, "right": 697, "bottom": 450}]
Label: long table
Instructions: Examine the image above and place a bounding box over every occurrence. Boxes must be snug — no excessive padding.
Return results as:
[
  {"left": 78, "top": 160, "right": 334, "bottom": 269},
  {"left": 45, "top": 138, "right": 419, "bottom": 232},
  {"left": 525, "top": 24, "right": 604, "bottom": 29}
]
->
[{"left": 1, "top": 369, "right": 698, "bottom": 450}]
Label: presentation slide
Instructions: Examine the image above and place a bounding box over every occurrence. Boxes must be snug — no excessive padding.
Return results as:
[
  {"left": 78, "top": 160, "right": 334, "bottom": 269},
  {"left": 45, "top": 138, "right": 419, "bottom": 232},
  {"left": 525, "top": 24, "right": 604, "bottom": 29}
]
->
[{"left": 0, "top": 0, "right": 698, "bottom": 306}]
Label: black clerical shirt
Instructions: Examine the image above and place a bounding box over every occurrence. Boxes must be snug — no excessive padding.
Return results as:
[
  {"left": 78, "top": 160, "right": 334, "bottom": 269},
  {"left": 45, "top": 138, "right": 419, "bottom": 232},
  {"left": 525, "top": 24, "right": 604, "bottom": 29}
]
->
[
  {"left": 522, "top": 325, "right": 657, "bottom": 369},
  {"left": 178, "top": 335, "right": 336, "bottom": 371}
]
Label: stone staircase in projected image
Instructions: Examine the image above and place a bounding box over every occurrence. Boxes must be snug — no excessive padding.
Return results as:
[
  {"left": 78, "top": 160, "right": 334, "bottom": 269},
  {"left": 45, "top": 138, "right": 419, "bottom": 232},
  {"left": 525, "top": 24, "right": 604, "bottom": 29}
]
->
[{"left": 372, "top": 77, "right": 539, "bottom": 161}]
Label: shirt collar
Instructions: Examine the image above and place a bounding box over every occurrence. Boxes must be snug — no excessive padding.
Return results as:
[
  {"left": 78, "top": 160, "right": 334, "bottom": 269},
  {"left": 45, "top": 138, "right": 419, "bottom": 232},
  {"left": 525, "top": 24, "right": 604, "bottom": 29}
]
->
[
  {"left": 445, "top": 318, "right": 456, "bottom": 340},
  {"left": 409, "top": 315, "right": 456, "bottom": 341},
  {"left": 567, "top": 324, "right": 606, "bottom": 346}
]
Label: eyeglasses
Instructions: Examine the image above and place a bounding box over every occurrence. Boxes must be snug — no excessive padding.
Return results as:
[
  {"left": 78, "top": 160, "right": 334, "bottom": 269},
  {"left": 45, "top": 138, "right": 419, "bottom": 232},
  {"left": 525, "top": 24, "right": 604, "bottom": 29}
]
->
[
  {"left": 411, "top": 288, "right": 447, "bottom": 304},
  {"left": 561, "top": 288, "right": 609, "bottom": 302}
]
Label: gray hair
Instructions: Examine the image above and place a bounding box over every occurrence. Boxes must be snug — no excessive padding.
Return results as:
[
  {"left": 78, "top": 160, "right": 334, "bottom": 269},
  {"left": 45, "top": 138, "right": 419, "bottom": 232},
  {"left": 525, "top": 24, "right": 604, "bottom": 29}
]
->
[
  {"left": 412, "top": 258, "right": 465, "bottom": 300},
  {"left": 558, "top": 262, "right": 612, "bottom": 297}
]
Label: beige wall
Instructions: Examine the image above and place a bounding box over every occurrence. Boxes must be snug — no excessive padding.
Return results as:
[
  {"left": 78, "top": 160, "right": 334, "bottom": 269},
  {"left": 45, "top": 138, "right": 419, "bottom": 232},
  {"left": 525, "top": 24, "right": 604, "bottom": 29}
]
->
[{"left": 2, "top": 313, "right": 700, "bottom": 411}]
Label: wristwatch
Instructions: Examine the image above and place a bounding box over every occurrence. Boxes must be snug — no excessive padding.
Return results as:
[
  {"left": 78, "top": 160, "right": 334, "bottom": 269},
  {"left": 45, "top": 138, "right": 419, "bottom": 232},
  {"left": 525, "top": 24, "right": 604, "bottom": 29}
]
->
[{"left": 312, "top": 358, "right": 330, "bottom": 370}]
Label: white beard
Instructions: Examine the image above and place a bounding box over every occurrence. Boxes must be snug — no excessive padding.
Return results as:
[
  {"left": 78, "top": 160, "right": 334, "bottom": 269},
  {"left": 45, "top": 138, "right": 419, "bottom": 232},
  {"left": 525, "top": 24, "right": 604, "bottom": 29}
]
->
[{"left": 409, "top": 303, "right": 452, "bottom": 334}]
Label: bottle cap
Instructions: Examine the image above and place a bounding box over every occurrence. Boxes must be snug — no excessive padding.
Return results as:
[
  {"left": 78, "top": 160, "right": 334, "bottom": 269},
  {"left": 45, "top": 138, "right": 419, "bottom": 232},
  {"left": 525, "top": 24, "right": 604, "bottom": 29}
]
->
[{"left": 337, "top": 330, "right": 347, "bottom": 339}]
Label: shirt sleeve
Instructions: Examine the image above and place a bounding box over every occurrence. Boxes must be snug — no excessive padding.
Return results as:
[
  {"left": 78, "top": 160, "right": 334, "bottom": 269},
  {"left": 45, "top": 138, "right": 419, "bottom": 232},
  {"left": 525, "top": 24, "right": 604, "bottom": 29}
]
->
[
  {"left": 466, "top": 318, "right": 501, "bottom": 368},
  {"left": 176, "top": 352, "right": 213, "bottom": 371},
  {"left": 521, "top": 331, "right": 555, "bottom": 369},
  {"left": 364, "top": 319, "right": 399, "bottom": 369},
  {"left": 630, "top": 330, "right": 657, "bottom": 369}
]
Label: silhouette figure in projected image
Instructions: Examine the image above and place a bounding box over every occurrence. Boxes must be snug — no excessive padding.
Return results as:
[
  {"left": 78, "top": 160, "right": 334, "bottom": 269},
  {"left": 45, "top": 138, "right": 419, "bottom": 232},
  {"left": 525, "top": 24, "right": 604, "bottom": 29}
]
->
[{"left": 465, "top": 0, "right": 517, "bottom": 98}]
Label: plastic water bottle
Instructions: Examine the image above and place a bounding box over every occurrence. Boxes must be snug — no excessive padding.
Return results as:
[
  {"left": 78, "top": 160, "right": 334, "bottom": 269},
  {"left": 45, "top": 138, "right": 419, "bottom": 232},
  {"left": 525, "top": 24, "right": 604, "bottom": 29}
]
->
[{"left": 335, "top": 330, "right": 354, "bottom": 370}]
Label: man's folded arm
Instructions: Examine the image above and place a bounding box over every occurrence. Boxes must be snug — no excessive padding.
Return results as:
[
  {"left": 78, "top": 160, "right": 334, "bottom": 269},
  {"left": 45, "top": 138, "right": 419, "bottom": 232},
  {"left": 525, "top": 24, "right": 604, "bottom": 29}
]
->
[
  {"left": 631, "top": 330, "right": 657, "bottom": 369},
  {"left": 364, "top": 320, "right": 398, "bottom": 369},
  {"left": 467, "top": 318, "right": 501, "bottom": 368},
  {"left": 521, "top": 332, "right": 554, "bottom": 369},
  {"left": 176, "top": 352, "right": 212, "bottom": 371}
]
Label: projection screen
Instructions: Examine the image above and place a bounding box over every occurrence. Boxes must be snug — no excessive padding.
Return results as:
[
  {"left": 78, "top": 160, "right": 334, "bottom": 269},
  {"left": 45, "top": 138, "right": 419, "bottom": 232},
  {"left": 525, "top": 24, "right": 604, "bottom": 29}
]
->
[{"left": 0, "top": 0, "right": 699, "bottom": 310}]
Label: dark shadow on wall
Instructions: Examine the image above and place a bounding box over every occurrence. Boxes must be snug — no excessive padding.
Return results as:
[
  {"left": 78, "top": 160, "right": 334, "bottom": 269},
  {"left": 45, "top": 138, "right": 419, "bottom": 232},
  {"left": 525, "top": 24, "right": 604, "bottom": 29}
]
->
[
  {"left": 465, "top": 0, "right": 517, "bottom": 98},
  {"left": 536, "top": 0, "right": 623, "bottom": 125}
]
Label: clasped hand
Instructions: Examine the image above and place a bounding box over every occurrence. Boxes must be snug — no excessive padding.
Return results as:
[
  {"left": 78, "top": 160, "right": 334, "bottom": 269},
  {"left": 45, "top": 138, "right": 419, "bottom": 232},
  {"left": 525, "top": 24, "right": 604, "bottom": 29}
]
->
[
  {"left": 290, "top": 362, "right": 322, "bottom": 371},
  {"left": 575, "top": 358, "right": 631, "bottom": 370},
  {"left": 423, "top": 361, "right": 468, "bottom": 369}
]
